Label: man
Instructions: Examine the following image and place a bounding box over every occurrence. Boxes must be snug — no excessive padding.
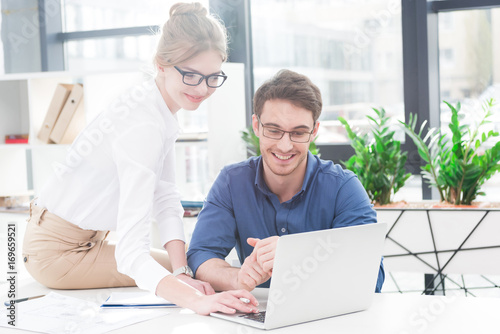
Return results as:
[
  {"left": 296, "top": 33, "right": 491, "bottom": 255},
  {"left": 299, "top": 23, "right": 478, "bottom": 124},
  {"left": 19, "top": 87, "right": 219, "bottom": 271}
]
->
[{"left": 187, "top": 69, "right": 384, "bottom": 292}]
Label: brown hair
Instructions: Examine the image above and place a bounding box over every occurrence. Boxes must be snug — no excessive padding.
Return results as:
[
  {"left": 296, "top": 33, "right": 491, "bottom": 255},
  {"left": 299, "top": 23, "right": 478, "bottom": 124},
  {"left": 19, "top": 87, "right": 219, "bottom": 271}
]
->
[
  {"left": 154, "top": 2, "right": 228, "bottom": 67},
  {"left": 253, "top": 69, "right": 322, "bottom": 122}
]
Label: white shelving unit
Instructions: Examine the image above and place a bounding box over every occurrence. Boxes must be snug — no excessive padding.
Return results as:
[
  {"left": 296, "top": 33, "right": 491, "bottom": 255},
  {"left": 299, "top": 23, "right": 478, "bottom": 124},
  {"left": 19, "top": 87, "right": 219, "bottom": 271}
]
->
[{"left": 0, "top": 70, "right": 145, "bottom": 197}]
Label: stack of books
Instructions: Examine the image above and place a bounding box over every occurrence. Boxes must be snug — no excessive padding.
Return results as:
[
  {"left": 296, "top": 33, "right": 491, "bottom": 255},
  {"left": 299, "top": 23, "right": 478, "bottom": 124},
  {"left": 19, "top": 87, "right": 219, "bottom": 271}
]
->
[
  {"left": 4, "top": 134, "right": 29, "bottom": 144},
  {"left": 181, "top": 200, "right": 204, "bottom": 217},
  {"left": 0, "top": 193, "right": 32, "bottom": 212}
]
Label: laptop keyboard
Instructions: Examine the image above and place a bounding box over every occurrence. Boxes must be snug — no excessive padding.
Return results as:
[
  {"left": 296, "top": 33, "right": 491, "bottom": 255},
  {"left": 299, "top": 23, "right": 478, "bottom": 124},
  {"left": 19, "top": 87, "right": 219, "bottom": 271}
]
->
[{"left": 239, "top": 311, "right": 266, "bottom": 323}]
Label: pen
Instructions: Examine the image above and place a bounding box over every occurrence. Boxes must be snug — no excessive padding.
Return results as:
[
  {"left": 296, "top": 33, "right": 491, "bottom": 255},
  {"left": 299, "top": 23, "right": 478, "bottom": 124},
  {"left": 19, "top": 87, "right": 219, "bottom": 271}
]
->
[{"left": 4, "top": 295, "right": 45, "bottom": 306}]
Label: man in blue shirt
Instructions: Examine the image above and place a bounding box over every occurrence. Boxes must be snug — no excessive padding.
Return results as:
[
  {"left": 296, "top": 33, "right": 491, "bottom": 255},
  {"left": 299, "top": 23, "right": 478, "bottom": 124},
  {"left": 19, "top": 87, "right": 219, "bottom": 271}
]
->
[{"left": 187, "top": 69, "right": 384, "bottom": 293}]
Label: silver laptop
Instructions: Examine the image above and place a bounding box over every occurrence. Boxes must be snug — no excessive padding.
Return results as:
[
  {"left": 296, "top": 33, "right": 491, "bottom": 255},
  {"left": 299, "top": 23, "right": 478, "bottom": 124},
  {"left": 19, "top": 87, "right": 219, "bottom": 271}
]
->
[{"left": 210, "top": 222, "right": 387, "bottom": 330}]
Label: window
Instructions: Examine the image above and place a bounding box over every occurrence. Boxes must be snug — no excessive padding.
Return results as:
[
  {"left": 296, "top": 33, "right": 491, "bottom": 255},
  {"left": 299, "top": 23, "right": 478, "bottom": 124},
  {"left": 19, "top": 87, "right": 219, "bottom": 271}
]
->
[
  {"left": 438, "top": 8, "right": 500, "bottom": 201},
  {"left": 439, "top": 48, "right": 454, "bottom": 68},
  {"left": 251, "top": 0, "right": 404, "bottom": 144},
  {"left": 0, "top": 2, "right": 42, "bottom": 73},
  {"left": 63, "top": 0, "right": 181, "bottom": 31},
  {"left": 438, "top": 9, "right": 500, "bottom": 108},
  {"left": 63, "top": 0, "right": 212, "bottom": 72}
]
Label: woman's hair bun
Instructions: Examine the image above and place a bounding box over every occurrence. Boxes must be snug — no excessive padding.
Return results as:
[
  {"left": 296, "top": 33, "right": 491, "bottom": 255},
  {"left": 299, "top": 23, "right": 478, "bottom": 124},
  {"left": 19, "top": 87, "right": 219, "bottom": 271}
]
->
[
  {"left": 154, "top": 2, "right": 228, "bottom": 67},
  {"left": 169, "top": 2, "right": 207, "bottom": 17}
]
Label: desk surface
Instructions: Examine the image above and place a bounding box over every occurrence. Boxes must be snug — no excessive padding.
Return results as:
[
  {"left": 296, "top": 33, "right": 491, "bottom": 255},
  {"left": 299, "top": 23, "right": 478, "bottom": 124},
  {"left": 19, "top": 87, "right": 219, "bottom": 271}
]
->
[{"left": 1, "top": 280, "right": 499, "bottom": 334}]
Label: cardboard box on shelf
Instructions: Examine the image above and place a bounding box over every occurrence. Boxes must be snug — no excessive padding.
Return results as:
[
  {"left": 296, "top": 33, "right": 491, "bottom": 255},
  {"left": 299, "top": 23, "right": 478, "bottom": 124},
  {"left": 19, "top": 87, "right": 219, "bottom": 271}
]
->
[
  {"left": 37, "top": 83, "right": 73, "bottom": 143},
  {"left": 49, "top": 83, "right": 85, "bottom": 144}
]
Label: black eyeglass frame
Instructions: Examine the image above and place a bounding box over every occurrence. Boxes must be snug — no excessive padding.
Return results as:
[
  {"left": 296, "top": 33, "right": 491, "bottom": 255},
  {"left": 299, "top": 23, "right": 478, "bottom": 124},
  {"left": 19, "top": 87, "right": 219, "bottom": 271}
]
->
[
  {"left": 256, "top": 115, "right": 316, "bottom": 143},
  {"left": 174, "top": 66, "right": 227, "bottom": 88}
]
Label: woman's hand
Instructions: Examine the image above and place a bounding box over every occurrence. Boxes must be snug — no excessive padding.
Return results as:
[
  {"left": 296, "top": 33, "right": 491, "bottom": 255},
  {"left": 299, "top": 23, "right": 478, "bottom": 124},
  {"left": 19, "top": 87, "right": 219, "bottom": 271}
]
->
[
  {"left": 176, "top": 274, "right": 215, "bottom": 295},
  {"left": 156, "top": 275, "right": 259, "bottom": 317},
  {"left": 191, "top": 290, "right": 260, "bottom": 316}
]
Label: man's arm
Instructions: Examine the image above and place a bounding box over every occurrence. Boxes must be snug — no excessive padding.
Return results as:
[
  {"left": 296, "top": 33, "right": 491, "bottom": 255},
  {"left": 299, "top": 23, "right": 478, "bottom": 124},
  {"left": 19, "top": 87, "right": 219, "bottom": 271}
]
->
[
  {"left": 375, "top": 259, "right": 385, "bottom": 293},
  {"left": 187, "top": 168, "right": 239, "bottom": 287},
  {"left": 196, "top": 245, "right": 271, "bottom": 292},
  {"left": 195, "top": 258, "right": 239, "bottom": 291},
  {"left": 334, "top": 175, "right": 385, "bottom": 291}
]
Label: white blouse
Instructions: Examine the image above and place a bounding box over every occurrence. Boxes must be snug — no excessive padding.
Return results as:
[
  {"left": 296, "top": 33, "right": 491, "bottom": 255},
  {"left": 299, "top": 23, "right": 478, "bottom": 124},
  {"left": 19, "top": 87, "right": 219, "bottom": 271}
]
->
[{"left": 38, "top": 78, "right": 185, "bottom": 293}]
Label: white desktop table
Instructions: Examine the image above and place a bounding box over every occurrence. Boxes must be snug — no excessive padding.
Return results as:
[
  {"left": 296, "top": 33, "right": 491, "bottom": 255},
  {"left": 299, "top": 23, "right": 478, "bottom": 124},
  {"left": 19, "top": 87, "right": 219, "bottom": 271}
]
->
[{"left": 1, "top": 281, "right": 499, "bottom": 334}]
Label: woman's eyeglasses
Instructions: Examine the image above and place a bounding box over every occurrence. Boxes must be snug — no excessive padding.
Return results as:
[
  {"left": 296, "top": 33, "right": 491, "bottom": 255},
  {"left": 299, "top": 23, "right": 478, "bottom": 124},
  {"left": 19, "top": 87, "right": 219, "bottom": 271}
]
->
[{"left": 174, "top": 66, "right": 227, "bottom": 88}]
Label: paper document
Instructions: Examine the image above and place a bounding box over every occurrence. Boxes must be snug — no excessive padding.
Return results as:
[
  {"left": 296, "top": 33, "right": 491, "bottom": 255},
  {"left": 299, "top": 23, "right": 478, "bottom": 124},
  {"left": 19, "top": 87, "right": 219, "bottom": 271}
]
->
[
  {"left": 0, "top": 292, "right": 167, "bottom": 334},
  {"left": 101, "top": 291, "right": 176, "bottom": 308}
]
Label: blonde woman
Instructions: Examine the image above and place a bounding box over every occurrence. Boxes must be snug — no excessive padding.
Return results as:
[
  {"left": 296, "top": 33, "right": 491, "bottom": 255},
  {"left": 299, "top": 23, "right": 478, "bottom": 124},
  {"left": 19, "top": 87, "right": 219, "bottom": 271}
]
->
[{"left": 23, "top": 2, "right": 258, "bottom": 315}]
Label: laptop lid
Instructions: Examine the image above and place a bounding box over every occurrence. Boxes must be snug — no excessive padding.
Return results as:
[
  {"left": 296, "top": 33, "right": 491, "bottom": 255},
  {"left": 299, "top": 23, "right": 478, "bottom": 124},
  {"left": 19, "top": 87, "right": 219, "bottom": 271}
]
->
[
  {"left": 210, "top": 223, "right": 386, "bottom": 330},
  {"left": 264, "top": 222, "right": 386, "bottom": 329}
]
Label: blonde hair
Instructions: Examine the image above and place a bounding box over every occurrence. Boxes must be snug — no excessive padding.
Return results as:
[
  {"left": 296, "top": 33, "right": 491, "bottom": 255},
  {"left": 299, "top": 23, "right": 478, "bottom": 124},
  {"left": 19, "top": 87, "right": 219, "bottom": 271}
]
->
[{"left": 154, "top": 2, "right": 228, "bottom": 68}]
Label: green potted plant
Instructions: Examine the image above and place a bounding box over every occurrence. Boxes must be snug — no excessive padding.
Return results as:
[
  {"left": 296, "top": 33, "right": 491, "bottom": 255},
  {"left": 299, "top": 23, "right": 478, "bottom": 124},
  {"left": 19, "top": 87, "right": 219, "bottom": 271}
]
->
[
  {"left": 377, "top": 99, "right": 500, "bottom": 293},
  {"left": 401, "top": 99, "right": 500, "bottom": 206},
  {"left": 338, "top": 107, "right": 411, "bottom": 206}
]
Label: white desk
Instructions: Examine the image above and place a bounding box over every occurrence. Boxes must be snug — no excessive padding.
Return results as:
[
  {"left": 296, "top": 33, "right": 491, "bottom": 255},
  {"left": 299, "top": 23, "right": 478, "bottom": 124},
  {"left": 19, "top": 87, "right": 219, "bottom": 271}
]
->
[{"left": 2, "top": 281, "right": 499, "bottom": 334}]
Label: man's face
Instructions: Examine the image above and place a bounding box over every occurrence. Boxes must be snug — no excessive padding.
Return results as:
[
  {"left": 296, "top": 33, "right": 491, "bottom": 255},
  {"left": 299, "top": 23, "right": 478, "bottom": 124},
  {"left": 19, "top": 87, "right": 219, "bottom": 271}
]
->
[{"left": 253, "top": 99, "right": 319, "bottom": 181}]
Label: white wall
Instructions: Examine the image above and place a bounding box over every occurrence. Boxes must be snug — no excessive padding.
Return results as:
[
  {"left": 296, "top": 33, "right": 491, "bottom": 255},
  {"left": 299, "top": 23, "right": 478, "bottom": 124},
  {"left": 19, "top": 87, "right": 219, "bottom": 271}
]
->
[{"left": 207, "top": 62, "right": 248, "bottom": 182}]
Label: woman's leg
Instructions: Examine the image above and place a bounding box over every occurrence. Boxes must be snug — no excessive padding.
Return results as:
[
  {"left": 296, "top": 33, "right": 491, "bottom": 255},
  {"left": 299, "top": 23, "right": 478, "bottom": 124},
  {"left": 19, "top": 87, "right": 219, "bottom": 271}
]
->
[
  {"left": 53, "top": 239, "right": 173, "bottom": 289},
  {"left": 23, "top": 202, "right": 172, "bottom": 289}
]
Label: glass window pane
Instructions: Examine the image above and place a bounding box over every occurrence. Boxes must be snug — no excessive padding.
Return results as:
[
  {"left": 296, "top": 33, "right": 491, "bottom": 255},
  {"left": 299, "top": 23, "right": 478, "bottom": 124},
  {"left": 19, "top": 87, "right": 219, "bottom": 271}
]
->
[
  {"left": 63, "top": 0, "right": 208, "bottom": 31},
  {"left": 0, "top": 1, "right": 42, "bottom": 73},
  {"left": 438, "top": 9, "right": 500, "bottom": 126},
  {"left": 65, "top": 35, "right": 159, "bottom": 72},
  {"left": 251, "top": 0, "right": 404, "bottom": 144},
  {"left": 438, "top": 8, "right": 500, "bottom": 202}
]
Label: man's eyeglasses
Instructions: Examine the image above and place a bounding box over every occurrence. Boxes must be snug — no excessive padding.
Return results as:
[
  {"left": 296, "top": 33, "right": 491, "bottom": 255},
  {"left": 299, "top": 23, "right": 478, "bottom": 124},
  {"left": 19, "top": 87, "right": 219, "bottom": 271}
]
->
[
  {"left": 257, "top": 115, "right": 315, "bottom": 143},
  {"left": 174, "top": 66, "right": 227, "bottom": 88}
]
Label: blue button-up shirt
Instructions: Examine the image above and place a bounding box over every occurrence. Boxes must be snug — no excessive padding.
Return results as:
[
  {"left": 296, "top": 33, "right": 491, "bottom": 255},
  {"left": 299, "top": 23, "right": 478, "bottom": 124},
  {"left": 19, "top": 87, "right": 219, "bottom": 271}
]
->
[{"left": 187, "top": 152, "right": 385, "bottom": 292}]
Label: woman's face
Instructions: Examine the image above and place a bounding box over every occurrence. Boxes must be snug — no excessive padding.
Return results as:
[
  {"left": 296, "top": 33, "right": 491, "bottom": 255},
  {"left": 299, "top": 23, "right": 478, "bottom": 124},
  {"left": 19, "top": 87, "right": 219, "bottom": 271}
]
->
[{"left": 158, "top": 50, "right": 224, "bottom": 113}]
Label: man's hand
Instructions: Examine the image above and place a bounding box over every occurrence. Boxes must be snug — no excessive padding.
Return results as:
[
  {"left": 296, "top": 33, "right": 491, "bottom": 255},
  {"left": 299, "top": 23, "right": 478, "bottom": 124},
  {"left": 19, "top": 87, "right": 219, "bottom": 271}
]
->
[
  {"left": 176, "top": 274, "right": 215, "bottom": 295},
  {"left": 247, "top": 236, "right": 279, "bottom": 276},
  {"left": 236, "top": 250, "right": 271, "bottom": 291}
]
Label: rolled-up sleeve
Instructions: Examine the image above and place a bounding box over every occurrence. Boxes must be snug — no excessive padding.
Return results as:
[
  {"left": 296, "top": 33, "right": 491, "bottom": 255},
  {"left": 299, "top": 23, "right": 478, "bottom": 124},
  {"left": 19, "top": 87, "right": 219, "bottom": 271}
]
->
[
  {"left": 187, "top": 169, "right": 237, "bottom": 276},
  {"left": 333, "top": 175, "right": 377, "bottom": 227},
  {"left": 112, "top": 122, "right": 171, "bottom": 293}
]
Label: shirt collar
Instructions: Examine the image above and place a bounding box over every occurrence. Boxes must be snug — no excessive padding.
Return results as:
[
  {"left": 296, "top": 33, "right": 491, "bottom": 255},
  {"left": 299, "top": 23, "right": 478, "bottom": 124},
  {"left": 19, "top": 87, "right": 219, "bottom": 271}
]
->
[
  {"left": 301, "top": 151, "right": 318, "bottom": 193},
  {"left": 254, "top": 151, "right": 318, "bottom": 200},
  {"left": 255, "top": 157, "right": 271, "bottom": 195}
]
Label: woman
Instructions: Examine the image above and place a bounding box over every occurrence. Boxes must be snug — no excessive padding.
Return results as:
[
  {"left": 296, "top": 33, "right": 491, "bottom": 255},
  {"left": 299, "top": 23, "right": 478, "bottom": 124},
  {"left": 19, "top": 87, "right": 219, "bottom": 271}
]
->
[{"left": 23, "top": 2, "right": 259, "bottom": 316}]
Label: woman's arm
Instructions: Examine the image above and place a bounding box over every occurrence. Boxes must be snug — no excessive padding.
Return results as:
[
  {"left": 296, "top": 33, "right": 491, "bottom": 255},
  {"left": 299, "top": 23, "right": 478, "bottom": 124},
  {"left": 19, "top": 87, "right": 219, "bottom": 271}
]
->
[
  {"left": 155, "top": 274, "right": 259, "bottom": 315},
  {"left": 165, "top": 239, "right": 215, "bottom": 295}
]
